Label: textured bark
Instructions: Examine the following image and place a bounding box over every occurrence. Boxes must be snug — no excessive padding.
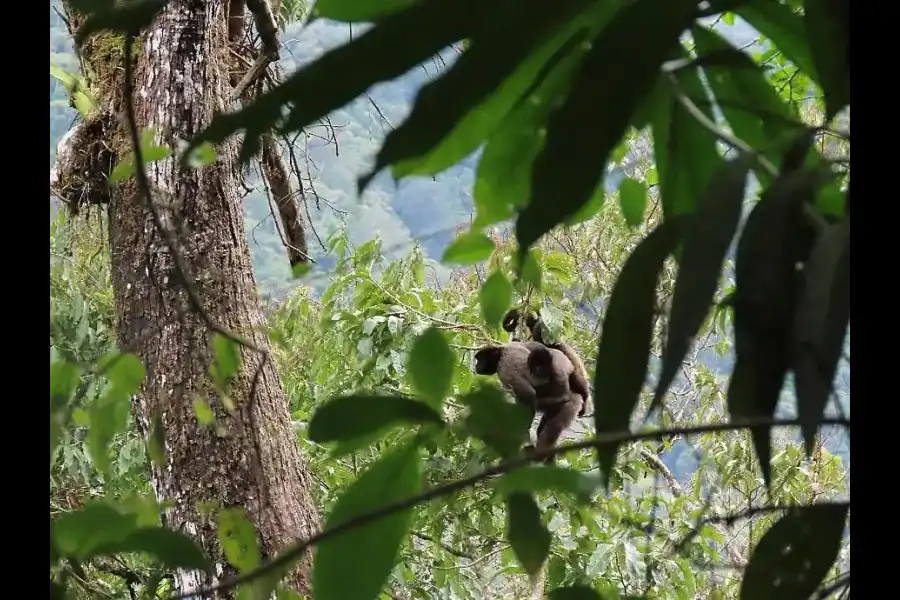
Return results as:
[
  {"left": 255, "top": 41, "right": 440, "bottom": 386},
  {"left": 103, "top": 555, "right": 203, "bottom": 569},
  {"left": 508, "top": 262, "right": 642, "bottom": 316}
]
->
[{"left": 59, "top": 1, "right": 321, "bottom": 597}]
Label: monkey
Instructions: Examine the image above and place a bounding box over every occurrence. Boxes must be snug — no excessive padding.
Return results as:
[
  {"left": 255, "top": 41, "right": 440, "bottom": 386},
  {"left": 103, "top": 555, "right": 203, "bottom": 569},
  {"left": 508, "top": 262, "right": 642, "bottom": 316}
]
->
[
  {"left": 502, "top": 308, "right": 594, "bottom": 418},
  {"left": 473, "top": 342, "right": 588, "bottom": 462}
]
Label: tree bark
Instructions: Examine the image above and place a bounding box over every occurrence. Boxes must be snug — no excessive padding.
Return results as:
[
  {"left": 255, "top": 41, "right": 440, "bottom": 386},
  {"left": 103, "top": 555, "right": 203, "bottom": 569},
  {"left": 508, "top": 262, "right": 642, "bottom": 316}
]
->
[{"left": 57, "top": 1, "right": 320, "bottom": 597}]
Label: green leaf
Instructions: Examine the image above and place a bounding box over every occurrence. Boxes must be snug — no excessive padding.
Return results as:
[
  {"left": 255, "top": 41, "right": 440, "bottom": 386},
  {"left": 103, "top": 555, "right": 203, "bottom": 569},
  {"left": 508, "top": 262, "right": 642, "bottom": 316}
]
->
[
  {"left": 791, "top": 219, "right": 849, "bottom": 454},
  {"left": 103, "top": 352, "right": 146, "bottom": 397},
  {"left": 95, "top": 527, "right": 211, "bottom": 571},
  {"left": 493, "top": 466, "right": 598, "bottom": 503},
  {"left": 147, "top": 409, "right": 167, "bottom": 468},
  {"left": 366, "top": 0, "right": 590, "bottom": 185},
  {"left": 308, "top": 394, "right": 445, "bottom": 443},
  {"left": 87, "top": 387, "right": 131, "bottom": 475},
  {"left": 72, "top": 90, "right": 100, "bottom": 118},
  {"left": 472, "top": 25, "right": 600, "bottom": 227},
  {"left": 650, "top": 158, "right": 751, "bottom": 414},
  {"left": 517, "top": 0, "right": 700, "bottom": 252},
  {"left": 186, "top": 142, "right": 218, "bottom": 168},
  {"left": 741, "top": 503, "right": 849, "bottom": 600},
  {"left": 548, "top": 586, "right": 603, "bottom": 600},
  {"left": 652, "top": 51, "right": 724, "bottom": 217},
  {"left": 210, "top": 333, "right": 242, "bottom": 390},
  {"left": 442, "top": 231, "right": 496, "bottom": 265},
  {"left": 194, "top": 398, "right": 216, "bottom": 426},
  {"left": 312, "top": 0, "right": 416, "bottom": 23},
  {"left": 191, "top": 0, "right": 482, "bottom": 164},
  {"left": 406, "top": 327, "right": 455, "bottom": 404},
  {"left": 593, "top": 220, "right": 679, "bottom": 486},
  {"left": 728, "top": 169, "right": 819, "bottom": 486},
  {"left": 506, "top": 493, "right": 550, "bottom": 576},
  {"left": 218, "top": 508, "right": 262, "bottom": 573},
  {"left": 313, "top": 442, "right": 421, "bottom": 600},
  {"left": 50, "top": 358, "right": 81, "bottom": 412},
  {"left": 691, "top": 26, "right": 802, "bottom": 188},
  {"left": 460, "top": 384, "right": 533, "bottom": 457},
  {"left": 75, "top": 0, "right": 168, "bottom": 46},
  {"left": 480, "top": 270, "right": 513, "bottom": 329},
  {"left": 803, "top": 0, "right": 850, "bottom": 119},
  {"left": 735, "top": 0, "right": 817, "bottom": 82},
  {"left": 110, "top": 140, "right": 173, "bottom": 183},
  {"left": 53, "top": 502, "right": 138, "bottom": 558},
  {"left": 520, "top": 249, "right": 543, "bottom": 290},
  {"left": 617, "top": 178, "right": 648, "bottom": 228}
]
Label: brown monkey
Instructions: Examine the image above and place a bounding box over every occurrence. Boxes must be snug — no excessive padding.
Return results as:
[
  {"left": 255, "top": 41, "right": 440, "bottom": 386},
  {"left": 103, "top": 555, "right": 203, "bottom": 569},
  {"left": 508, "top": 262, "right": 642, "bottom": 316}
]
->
[
  {"left": 524, "top": 312, "right": 594, "bottom": 418},
  {"left": 473, "top": 342, "right": 586, "bottom": 462}
]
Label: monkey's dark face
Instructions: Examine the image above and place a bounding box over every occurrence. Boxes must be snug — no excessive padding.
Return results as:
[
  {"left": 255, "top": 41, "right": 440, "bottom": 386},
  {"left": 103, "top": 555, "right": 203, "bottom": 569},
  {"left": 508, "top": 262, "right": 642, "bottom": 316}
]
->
[{"left": 473, "top": 347, "right": 501, "bottom": 375}]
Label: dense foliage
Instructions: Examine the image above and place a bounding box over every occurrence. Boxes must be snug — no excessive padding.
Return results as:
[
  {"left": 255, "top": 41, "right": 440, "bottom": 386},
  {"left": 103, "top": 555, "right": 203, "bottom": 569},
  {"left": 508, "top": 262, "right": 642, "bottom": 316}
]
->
[{"left": 50, "top": 1, "right": 849, "bottom": 599}]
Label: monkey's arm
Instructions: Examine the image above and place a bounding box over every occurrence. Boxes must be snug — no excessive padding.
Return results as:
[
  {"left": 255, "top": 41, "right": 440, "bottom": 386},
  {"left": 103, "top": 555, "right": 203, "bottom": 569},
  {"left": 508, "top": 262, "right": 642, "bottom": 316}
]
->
[
  {"left": 568, "top": 369, "right": 592, "bottom": 417},
  {"left": 503, "top": 374, "right": 540, "bottom": 409}
]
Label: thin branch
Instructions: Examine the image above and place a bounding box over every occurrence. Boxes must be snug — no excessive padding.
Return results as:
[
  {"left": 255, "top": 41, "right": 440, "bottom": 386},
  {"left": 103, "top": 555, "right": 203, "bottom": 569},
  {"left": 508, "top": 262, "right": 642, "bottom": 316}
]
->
[{"left": 171, "top": 416, "right": 849, "bottom": 599}]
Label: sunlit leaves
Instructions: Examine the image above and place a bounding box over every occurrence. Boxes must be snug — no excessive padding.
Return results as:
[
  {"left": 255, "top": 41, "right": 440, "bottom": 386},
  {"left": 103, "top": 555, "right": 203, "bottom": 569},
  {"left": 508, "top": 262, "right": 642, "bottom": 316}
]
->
[
  {"left": 518, "top": 0, "right": 699, "bottom": 252},
  {"left": 593, "top": 220, "right": 678, "bottom": 486},
  {"left": 791, "top": 219, "right": 849, "bottom": 454},
  {"left": 494, "top": 466, "right": 597, "bottom": 503},
  {"left": 803, "top": 0, "right": 850, "bottom": 119},
  {"left": 651, "top": 158, "right": 751, "bottom": 415},
  {"left": 218, "top": 508, "right": 262, "bottom": 573},
  {"left": 741, "top": 503, "right": 849, "bottom": 600},
  {"left": 480, "top": 270, "right": 513, "bottom": 328},
  {"left": 506, "top": 493, "right": 550, "bottom": 576},
  {"left": 442, "top": 231, "right": 495, "bottom": 265},
  {"left": 210, "top": 332, "right": 243, "bottom": 391},
  {"left": 617, "top": 178, "right": 647, "bottom": 228},
  {"left": 308, "top": 394, "right": 445, "bottom": 444},
  {"left": 728, "top": 167, "right": 819, "bottom": 485},
  {"left": 74, "top": 0, "right": 167, "bottom": 46},
  {"left": 49, "top": 63, "right": 99, "bottom": 118},
  {"left": 460, "top": 384, "right": 532, "bottom": 457},
  {"left": 367, "top": 0, "right": 592, "bottom": 184},
  {"left": 313, "top": 442, "right": 421, "bottom": 600},
  {"left": 406, "top": 326, "right": 455, "bottom": 404},
  {"left": 110, "top": 129, "right": 172, "bottom": 184},
  {"left": 191, "top": 0, "right": 482, "bottom": 164}
]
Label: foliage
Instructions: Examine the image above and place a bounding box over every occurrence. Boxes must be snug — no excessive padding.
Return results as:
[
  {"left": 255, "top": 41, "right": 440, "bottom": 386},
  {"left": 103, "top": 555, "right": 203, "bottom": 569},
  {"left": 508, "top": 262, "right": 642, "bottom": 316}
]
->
[{"left": 50, "top": 1, "right": 849, "bottom": 599}]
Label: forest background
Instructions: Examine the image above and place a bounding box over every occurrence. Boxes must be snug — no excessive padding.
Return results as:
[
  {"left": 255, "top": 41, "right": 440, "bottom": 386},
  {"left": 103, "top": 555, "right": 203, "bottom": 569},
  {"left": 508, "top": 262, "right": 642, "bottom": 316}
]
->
[{"left": 49, "top": 1, "right": 851, "bottom": 599}]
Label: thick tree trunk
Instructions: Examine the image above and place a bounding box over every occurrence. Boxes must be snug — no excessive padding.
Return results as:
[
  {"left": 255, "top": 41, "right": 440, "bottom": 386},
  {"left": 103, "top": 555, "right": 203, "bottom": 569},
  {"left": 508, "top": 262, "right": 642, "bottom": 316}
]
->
[{"left": 58, "top": 1, "right": 321, "bottom": 597}]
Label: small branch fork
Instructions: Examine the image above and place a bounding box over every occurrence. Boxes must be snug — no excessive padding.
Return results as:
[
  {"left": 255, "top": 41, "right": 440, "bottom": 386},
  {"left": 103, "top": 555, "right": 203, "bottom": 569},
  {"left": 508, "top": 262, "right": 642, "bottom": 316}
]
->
[{"left": 170, "top": 416, "right": 850, "bottom": 599}]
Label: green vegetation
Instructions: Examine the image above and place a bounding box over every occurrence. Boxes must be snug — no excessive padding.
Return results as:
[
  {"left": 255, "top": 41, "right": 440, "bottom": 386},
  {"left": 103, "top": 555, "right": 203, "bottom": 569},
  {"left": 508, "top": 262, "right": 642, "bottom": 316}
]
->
[{"left": 50, "top": 1, "right": 849, "bottom": 599}]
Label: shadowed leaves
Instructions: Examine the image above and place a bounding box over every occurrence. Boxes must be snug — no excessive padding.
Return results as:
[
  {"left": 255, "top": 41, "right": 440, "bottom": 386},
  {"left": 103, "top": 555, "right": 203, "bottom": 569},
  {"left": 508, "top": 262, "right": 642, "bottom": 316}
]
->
[
  {"left": 506, "top": 493, "right": 550, "bottom": 576},
  {"left": 308, "top": 394, "right": 445, "bottom": 444}
]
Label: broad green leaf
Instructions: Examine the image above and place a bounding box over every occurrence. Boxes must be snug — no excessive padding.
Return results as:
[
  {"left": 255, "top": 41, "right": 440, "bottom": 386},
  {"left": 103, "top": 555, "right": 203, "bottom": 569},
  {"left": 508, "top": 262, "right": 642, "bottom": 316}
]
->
[
  {"left": 87, "top": 388, "right": 131, "bottom": 475},
  {"left": 191, "top": 0, "right": 482, "bottom": 164},
  {"left": 308, "top": 394, "right": 445, "bottom": 443},
  {"left": 442, "top": 231, "right": 496, "bottom": 265},
  {"left": 53, "top": 502, "right": 138, "bottom": 558},
  {"left": 652, "top": 51, "right": 724, "bottom": 218},
  {"left": 460, "top": 384, "right": 532, "bottom": 457},
  {"left": 791, "top": 219, "right": 849, "bottom": 454},
  {"left": 617, "top": 178, "right": 647, "bottom": 228},
  {"left": 650, "top": 158, "right": 751, "bottom": 414},
  {"left": 729, "top": 169, "right": 819, "bottom": 486},
  {"left": 103, "top": 352, "right": 146, "bottom": 397},
  {"left": 313, "top": 442, "right": 421, "bottom": 600},
  {"left": 312, "top": 0, "right": 416, "bottom": 22},
  {"left": 520, "top": 249, "right": 543, "bottom": 289},
  {"left": 803, "top": 0, "right": 850, "bottom": 119},
  {"left": 593, "top": 220, "right": 679, "bottom": 486},
  {"left": 186, "top": 142, "right": 218, "bottom": 168},
  {"left": 735, "top": 0, "right": 817, "bottom": 82},
  {"left": 493, "top": 466, "right": 597, "bottom": 503},
  {"left": 49, "top": 63, "right": 79, "bottom": 90},
  {"left": 72, "top": 90, "right": 100, "bottom": 118},
  {"left": 50, "top": 358, "right": 81, "bottom": 412},
  {"left": 473, "top": 25, "right": 600, "bottom": 227},
  {"left": 692, "top": 26, "right": 801, "bottom": 188},
  {"left": 480, "top": 270, "right": 513, "bottom": 328},
  {"left": 193, "top": 398, "right": 216, "bottom": 426},
  {"left": 506, "top": 493, "right": 550, "bottom": 576},
  {"left": 75, "top": 0, "right": 167, "bottom": 46},
  {"left": 368, "top": 0, "right": 592, "bottom": 184},
  {"left": 210, "top": 333, "right": 242, "bottom": 390},
  {"left": 741, "top": 503, "right": 849, "bottom": 600},
  {"left": 548, "top": 586, "right": 603, "bottom": 600},
  {"left": 147, "top": 409, "right": 167, "bottom": 468},
  {"left": 518, "top": 0, "right": 699, "bottom": 252},
  {"left": 218, "top": 508, "right": 262, "bottom": 573},
  {"left": 407, "top": 327, "right": 455, "bottom": 404},
  {"left": 94, "top": 527, "right": 210, "bottom": 571},
  {"left": 110, "top": 143, "right": 173, "bottom": 183}
]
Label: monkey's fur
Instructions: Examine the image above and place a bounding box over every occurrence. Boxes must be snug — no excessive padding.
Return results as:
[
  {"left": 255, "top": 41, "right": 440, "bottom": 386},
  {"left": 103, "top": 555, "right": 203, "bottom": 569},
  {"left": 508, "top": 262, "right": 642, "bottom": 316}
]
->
[
  {"left": 473, "top": 341, "right": 588, "bottom": 462},
  {"left": 503, "top": 308, "right": 594, "bottom": 418}
]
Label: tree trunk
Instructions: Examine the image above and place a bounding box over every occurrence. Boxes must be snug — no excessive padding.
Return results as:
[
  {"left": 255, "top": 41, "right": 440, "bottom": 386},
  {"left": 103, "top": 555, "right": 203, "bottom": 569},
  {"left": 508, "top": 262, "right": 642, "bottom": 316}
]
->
[{"left": 56, "top": 1, "right": 320, "bottom": 597}]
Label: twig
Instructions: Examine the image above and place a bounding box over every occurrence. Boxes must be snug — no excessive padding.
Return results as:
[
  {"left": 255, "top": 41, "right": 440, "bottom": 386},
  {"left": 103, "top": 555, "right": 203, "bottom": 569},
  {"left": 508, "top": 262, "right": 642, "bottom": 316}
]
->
[
  {"left": 171, "top": 416, "right": 849, "bottom": 598},
  {"left": 412, "top": 531, "right": 474, "bottom": 560}
]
